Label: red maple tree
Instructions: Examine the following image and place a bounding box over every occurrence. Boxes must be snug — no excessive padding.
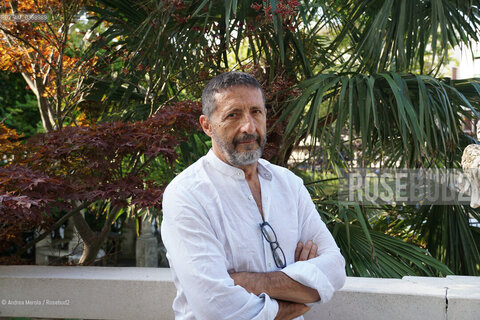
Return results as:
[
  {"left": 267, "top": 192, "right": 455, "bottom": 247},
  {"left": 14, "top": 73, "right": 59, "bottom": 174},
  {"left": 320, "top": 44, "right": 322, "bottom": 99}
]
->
[{"left": 1, "top": 101, "right": 202, "bottom": 265}]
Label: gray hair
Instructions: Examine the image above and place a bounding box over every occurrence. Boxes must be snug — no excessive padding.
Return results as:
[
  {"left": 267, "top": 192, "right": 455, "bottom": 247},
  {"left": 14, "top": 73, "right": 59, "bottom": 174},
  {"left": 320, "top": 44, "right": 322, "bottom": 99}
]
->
[{"left": 201, "top": 71, "right": 266, "bottom": 117}]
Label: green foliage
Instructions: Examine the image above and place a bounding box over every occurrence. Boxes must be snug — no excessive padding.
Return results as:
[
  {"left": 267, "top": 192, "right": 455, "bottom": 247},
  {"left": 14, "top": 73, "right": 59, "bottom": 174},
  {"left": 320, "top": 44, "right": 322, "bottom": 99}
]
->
[
  {"left": 330, "top": 0, "right": 480, "bottom": 74},
  {"left": 304, "top": 173, "right": 454, "bottom": 277},
  {"left": 335, "top": 223, "right": 453, "bottom": 277},
  {"left": 0, "top": 72, "right": 41, "bottom": 138},
  {"left": 282, "top": 73, "right": 480, "bottom": 168},
  {"left": 81, "top": 0, "right": 480, "bottom": 276},
  {"left": 3, "top": 0, "right": 480, "bottom": 274}
]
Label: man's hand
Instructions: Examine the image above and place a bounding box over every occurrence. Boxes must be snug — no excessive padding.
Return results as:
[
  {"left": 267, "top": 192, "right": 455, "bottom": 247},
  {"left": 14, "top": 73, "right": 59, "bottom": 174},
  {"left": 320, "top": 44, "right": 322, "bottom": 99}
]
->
[
  {"left": 275, "top": 300, "right": 310, "bottom": 320},
  {"left": 230, "top": 272, "right": 263, "bottom": 296},
  {"left": 230, "top": 272, "right": 313, "bottom": 318},
  {"left": 230, "top": 239, "right": 321, "bottom": 305},
  {"left": 295, "top": 240, "right": 318, "bottom": 262}
]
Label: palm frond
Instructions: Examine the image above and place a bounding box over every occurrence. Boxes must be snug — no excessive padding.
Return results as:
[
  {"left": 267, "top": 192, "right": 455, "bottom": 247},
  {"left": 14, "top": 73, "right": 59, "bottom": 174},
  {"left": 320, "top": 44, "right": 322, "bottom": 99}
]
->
[{"left": 282, "top": 73, "right": 480, "bottom": 168}]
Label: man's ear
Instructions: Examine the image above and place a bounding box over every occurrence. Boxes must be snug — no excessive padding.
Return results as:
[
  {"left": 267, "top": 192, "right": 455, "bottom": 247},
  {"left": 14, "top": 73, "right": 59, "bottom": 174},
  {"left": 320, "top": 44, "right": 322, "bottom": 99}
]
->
[{"left": 199, "top": 115, "right": 213, "bottom": 138}]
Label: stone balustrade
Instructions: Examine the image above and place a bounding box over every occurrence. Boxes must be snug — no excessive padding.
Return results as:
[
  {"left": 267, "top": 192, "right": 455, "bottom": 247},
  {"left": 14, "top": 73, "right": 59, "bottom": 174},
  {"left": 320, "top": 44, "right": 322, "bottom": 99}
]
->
[{"left": 1, "top": 266, "right": 479, "bottom": 320}]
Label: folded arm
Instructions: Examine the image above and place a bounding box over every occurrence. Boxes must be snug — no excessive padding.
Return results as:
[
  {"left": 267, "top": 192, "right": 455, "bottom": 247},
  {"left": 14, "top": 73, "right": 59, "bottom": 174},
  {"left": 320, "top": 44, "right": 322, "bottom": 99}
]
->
[
  {"left": 280, "top": 183, "right": 346, "bottom": 302},
  {"left": 231, "top": 182, "right": 346, "bottom": 306},
  {"left": 230, "top": 239, "right": 321, "bottom": 304}
]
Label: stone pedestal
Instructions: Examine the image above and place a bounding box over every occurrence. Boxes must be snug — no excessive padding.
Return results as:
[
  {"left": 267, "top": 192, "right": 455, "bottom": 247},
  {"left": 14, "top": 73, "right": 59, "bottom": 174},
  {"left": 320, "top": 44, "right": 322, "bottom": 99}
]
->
[
  {"left": 136, "top": 217, "right": 158, "bottom": 267},
  {"left": 461, "top": 121, "right": 480, "bottom": 208},
  {"left": 35, "top": 234, "right": 52, "bottom": 265},
  {"left": 67, "top": 217, "right": 83, "bottom": 254},
  {"left": 119, "top": 218, "right": 137, "bottom": 259}
]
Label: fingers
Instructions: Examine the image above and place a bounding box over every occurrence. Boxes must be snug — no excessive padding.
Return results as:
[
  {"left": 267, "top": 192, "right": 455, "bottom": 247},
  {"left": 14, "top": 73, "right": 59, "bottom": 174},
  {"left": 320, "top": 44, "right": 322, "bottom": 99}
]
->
[
  {"left": 275, "top": 301, "right": 311, "bottom": 320},
  {"left": 302, "top": 304, "right": 311, "bottom": 314},
  {"left": 296, "top": 240, "right": 319, "bottom": 261},
  {"left": 295, "top": 241, "right": 303, "bottom": 262},
  {"left": 299, "top": 240, "right": 312, "bottom": 261},
  {"left": 308, "top": 243, "right": 318, "bottom": 260}
]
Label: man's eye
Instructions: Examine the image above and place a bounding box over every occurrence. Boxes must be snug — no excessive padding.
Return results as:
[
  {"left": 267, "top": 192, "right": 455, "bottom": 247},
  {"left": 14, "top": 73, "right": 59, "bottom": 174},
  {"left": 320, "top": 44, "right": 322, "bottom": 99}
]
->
[{"left": 227, "top": 113, "right": 237, "bottom": 118}]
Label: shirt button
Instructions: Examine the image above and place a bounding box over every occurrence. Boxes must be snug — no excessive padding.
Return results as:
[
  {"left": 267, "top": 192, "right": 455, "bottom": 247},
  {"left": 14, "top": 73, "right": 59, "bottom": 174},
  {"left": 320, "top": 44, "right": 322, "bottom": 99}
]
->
[
  {"left": 248, "top": 195, "right": 253, "bottom": 200},
  {"left": 237, "top": 172, "right": 241, "bottom": 176}
]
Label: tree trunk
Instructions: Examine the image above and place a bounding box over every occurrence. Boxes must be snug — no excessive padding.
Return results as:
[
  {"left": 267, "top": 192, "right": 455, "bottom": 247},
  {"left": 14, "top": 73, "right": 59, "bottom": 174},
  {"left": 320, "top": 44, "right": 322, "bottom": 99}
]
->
[
  {"left": 20, "top": 72, "right": 56, "bottom": 132},
  {"left": 37, "top": 94, "right": 56, "bottom": 132},
  {"left": 15, "top": 202, "right": 91, "bottom": 256},
  {"left": 71, "top": 205, "right": 119, "bottom": 266},
  {"left": 35, "top": 81, "right": 56, "bottom": 132},
  {"left": 78, "top": 234, "right": 105, "bottom": 266}
]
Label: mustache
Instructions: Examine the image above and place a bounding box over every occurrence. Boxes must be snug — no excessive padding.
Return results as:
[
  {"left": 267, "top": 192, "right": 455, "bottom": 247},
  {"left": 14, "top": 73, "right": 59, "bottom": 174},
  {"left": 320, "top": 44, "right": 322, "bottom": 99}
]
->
[{"left": 233, "top": 133, "right": 260, "bottom": 146}]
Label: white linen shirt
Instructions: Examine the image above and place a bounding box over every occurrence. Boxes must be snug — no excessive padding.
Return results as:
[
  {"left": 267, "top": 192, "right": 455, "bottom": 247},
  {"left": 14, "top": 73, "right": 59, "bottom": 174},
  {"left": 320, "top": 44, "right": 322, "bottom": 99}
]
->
[{"left": 161, "top": 150, "right": 346, "bottom": 320}]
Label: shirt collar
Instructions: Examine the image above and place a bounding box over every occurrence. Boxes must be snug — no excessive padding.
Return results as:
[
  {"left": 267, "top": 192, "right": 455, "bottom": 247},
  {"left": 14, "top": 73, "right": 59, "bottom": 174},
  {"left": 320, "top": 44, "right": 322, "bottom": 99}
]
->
[{"left": 205, "top": 149, "right": 272, "bottom": 181}]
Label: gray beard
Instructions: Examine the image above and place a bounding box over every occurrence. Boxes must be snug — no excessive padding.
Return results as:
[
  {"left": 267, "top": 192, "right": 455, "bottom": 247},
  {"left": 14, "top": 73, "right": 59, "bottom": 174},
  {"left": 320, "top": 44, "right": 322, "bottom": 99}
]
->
[
  {"left": 228, "top": 146, "right": 263, "bottom": 166},
  {"left": 212, "top": 130, "right": 266, "bottom": 167}
]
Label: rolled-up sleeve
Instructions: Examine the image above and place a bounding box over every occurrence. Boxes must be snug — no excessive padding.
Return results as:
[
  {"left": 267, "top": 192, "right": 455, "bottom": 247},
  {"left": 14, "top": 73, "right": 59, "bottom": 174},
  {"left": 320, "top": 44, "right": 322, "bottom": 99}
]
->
[
  {"left": 161, "top": 184, "right": 279, "bottom": 319},
  {"left": 280, "top": 183, "right": 346, "bottom": 303}
]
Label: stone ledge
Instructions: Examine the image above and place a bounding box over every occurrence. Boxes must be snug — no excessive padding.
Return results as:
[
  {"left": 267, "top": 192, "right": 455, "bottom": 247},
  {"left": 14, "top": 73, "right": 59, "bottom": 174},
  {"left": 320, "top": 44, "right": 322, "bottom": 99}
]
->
[
  {"left": 0, "top": 266, "right": 175, "bottom": 320},
  {"left": 1, "top": 266, "right": 479, "bottom": 319}
]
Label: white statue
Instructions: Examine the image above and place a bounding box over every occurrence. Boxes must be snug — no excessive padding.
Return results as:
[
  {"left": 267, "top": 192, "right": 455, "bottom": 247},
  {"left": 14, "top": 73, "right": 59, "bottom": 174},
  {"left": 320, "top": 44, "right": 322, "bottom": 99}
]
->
[{"left": 461, "top": 122, "right": 480, "bottom": 208}]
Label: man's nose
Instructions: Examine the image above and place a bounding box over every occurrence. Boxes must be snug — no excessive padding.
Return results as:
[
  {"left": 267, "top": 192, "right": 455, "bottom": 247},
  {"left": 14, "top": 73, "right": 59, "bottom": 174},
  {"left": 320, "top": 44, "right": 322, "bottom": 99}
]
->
[{"left": 239, "top": 115, "right": 256, "bottom": 133}]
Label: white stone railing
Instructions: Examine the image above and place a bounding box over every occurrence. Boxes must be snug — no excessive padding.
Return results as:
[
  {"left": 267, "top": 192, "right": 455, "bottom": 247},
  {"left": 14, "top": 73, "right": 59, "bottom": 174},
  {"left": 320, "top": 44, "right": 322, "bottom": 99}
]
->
[{"left": 1, "top": 266, "right": 479, "bottom": 320}]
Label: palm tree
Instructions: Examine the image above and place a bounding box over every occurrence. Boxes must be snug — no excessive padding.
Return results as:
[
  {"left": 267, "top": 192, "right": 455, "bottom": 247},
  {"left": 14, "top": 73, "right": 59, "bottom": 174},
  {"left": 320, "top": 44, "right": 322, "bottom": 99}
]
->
[{"left": 85, "top": 0, "right": 480, "bottom": 276}]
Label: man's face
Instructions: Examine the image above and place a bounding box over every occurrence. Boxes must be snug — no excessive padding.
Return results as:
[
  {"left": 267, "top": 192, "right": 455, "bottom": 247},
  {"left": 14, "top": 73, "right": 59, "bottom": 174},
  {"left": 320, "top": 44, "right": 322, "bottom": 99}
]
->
[{"left": 200, "top": 85, "right": 267, "bottom": 168}]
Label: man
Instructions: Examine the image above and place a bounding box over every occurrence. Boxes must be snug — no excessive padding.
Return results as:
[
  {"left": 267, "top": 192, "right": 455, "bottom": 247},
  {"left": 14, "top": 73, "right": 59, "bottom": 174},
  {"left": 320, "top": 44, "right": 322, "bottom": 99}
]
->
[{"left": 161, "top": 72, "right": 346, "bottom": 319}]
